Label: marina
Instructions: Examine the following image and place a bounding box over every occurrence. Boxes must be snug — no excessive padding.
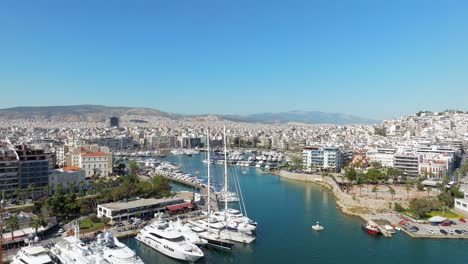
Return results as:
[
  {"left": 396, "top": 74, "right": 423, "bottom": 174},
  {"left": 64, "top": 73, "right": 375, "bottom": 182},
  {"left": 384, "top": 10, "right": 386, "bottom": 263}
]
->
[{"left": 118, "top": 153, "right": 468, "bottom": 264}]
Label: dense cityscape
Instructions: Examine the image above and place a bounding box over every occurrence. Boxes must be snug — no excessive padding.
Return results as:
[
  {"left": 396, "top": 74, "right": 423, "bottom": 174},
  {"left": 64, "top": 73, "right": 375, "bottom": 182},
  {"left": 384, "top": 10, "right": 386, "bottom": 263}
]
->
[{"left": 0, "top": 108, "right": 467, "bottom": 263}]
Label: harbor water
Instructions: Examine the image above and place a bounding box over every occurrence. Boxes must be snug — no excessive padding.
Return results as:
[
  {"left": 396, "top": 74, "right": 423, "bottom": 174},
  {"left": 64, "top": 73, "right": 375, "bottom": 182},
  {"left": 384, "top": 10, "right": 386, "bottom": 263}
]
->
[{"left": 123, "top": 154, "right": 468, "bottom": 264}]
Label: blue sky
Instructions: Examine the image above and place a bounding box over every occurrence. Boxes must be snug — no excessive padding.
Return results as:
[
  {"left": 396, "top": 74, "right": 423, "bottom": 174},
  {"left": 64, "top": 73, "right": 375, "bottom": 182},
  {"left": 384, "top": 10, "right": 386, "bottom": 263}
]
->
[{"left": 1, "top": 0, "right": 467, "bottom": 119}]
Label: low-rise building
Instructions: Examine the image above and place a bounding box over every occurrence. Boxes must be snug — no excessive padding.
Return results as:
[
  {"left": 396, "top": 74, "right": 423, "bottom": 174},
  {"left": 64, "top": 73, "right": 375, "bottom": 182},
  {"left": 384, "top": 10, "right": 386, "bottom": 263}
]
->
[
  {"left": 97, "top": 197, "right": 184, "bottom": 224},
  {"left": 49, "top": 166, "right": 87, "bottom": 193},
  {"left": 455, "top": 193, "right": 468, "bottom": 214},
  {"left": 80, "top": 152, "right": 109, "bottom": 178}
]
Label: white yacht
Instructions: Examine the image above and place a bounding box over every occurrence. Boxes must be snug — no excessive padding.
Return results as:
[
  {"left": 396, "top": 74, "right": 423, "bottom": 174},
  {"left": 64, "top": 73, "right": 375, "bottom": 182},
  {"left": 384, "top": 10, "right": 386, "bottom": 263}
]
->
[
  {"left": 52, "top": 224, "right": 143, "bottom": 264},
  {"left": 218, "top": 191, "right": 240, "bottom": 203},
  {"left": 170, "top": 219, "right": 208, "bottom": 246},
  {"left": 12, "top": 245, "right": 55, "bottom": 264},
  {"left": 136, "top": 218, "right": 203, "bottom": 262}
]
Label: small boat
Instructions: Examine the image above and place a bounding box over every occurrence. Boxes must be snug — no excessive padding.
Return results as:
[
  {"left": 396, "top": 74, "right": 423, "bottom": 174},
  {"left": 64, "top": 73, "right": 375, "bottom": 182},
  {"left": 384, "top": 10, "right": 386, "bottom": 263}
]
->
[
  {"left": 312, "top": 221, "right": 324, "bottom": 231},
  {"left": 362, "top": 221, "right": 380, "bottom": 235}
]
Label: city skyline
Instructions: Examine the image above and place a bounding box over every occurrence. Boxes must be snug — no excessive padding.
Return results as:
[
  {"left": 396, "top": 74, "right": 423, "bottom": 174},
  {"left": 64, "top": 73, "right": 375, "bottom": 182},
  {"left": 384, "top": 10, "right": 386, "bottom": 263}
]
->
[{"left": 1, "top": 0, "right": 468, "bottom": 119}]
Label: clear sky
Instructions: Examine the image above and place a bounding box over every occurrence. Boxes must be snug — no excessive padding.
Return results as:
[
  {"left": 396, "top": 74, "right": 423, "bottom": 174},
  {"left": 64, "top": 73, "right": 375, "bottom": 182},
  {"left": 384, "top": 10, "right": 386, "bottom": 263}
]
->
[{"left": 1, "top": 0, "right": 467, "bottom": 120}]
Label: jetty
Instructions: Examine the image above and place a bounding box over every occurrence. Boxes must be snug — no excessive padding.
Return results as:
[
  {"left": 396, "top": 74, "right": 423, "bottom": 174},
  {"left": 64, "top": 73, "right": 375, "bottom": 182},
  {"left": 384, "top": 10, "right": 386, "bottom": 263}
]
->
[{"left": 159, "top": 174, "right": 201, "bottom": 189}]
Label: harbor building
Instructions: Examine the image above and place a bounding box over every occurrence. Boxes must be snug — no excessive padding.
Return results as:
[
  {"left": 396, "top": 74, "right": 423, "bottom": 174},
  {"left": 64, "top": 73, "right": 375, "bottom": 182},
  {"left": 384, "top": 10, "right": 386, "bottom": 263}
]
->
[
  {"left": 80, "top": 152, "right": 109, "bottom": 178},
  {"left": 302, "top": 146, "right": 343, "bottom": 172},
  {"left": 16, "top": 145, "right": 50, "bottom": 189},
  {"left": 0, "top": 145, "right": 20, "bottom": 193},
  {"left": 49, "top": 166, "right": 87, "bottom": 194},
  {"left": 97, "top": 197, "right": 184, "bottom": 224}
]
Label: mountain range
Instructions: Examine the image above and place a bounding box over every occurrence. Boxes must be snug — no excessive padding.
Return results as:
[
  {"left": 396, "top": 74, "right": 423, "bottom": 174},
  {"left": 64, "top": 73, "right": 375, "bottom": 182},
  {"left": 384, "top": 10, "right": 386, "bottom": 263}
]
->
[{"left": 0, "top": 105, "right": 377, "bottom": 125}]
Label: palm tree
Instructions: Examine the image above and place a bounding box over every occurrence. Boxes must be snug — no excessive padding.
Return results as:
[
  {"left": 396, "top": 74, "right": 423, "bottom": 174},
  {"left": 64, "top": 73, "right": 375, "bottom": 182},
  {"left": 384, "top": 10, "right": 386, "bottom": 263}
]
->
[
  {"left": 357, "top": 183, "right": 363, "bottom": 196},
  {"left": 427, "top": 187, "right": 432, "bottom": 197},
  {"left": 390, "top": 188, "right": 396, "bottom": 200},
  {"left": 406, "top": 185, "right": 411, "bottom": 200},
  {"left": 32, "top": 217, "right": 43, "bottom": 234},
  {"left": 28, "top": 184, "right": 36, "bottom": 200},
  {"left": 7, "top": 215, "right": 19, "bottom": 240},
  {"left": 79, "top": 180, "right": 85, "bottom": 192},
  {"left": 44, "top": 185, "right": 51, "bottom": 196},
  {"left": 372, "top": 186, "right": 379, "bottom": 198}
]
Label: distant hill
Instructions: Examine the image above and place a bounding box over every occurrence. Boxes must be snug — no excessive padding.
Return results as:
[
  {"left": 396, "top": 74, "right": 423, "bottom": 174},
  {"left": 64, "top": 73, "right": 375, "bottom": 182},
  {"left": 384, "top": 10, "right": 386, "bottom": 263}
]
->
[
  {"left": 222, "top": 111, "right": 377, "bottom": 125},
  {"left": 0, "top": 105, "right": 180, "bottom": 122},
  {"left": 0, "top": 105, "right": 377, "bottom": 124}
]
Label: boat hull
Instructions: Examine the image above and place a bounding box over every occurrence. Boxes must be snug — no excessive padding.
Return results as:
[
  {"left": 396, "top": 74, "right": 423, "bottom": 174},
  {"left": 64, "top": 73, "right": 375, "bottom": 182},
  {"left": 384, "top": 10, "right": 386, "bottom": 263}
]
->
[
  {"left": 362, "top": 225, "right": 380, "bottom": 235},
  {"left": 136, "top": 234, "right": 203, "bottom": 262}
]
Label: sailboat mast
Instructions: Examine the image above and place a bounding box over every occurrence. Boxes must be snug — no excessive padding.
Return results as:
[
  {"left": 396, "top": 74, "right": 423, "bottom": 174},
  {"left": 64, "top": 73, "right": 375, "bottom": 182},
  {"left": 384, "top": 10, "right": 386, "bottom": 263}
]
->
[
  {"left": 223, "top": 126, "right": 228, "bottom": 220},
  {"left": 207, "top": 129, "right": 211, "bottom": 215}
]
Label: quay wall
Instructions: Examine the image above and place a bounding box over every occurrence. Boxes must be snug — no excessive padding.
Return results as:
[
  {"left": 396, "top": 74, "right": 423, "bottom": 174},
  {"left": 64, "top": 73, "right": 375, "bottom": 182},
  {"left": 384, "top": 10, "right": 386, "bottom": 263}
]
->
[{"left": 278, "top": 171, "right": 408, "bottom": 213}]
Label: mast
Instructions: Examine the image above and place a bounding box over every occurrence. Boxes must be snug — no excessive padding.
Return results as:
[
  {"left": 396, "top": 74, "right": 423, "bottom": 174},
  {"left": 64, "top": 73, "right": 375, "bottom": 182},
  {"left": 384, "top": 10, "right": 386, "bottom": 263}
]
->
[
  {"left": 223, "top": 126, "right": 228, "bottom": 221},
  {"left": 206, "top": 129, "right": 211, "bottom": 215}
]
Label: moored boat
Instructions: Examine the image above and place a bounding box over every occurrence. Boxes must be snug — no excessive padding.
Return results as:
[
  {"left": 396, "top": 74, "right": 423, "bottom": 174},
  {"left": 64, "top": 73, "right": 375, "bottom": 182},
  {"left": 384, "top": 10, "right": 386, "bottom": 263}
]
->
[{"left": 362, "top": 221, "right": 380, "bottom": 235}]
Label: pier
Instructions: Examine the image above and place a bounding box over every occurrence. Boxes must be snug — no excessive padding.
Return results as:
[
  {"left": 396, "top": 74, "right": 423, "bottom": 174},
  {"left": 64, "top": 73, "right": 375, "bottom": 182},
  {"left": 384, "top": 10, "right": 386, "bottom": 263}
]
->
[{"left": 159, "top": 174, "right": 201, "bottom": 190}]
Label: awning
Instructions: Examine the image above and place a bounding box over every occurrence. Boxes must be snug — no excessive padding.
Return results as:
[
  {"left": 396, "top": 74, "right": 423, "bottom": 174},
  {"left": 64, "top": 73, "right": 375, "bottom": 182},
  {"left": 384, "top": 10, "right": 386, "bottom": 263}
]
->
[
  {"left": 166, "top": 203, "right": 193, "bottom": 212},
  {"left": 428, "top": 216, "right": 447, "bottom": 222}
]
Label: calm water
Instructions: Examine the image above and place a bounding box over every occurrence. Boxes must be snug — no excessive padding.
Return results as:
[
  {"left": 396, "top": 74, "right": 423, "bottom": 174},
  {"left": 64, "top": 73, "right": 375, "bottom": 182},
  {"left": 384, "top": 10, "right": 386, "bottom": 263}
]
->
[{"left": 123, "top": 154, "right": 468, "bottom": 264}]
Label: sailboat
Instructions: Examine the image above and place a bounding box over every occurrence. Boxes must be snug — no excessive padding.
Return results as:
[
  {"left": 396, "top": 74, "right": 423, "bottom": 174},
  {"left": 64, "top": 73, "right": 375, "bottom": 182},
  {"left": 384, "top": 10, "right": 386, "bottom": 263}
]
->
[
  {"left": 187, "top": 129, "right": 234, "bottom": 250},
  {"left": 216, "top": 126, "right": 256, "bottom": 243}
]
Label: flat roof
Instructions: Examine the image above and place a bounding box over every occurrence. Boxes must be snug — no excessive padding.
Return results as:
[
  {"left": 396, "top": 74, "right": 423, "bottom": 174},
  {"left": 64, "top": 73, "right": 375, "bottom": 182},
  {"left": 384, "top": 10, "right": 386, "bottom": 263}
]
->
[{"left": 98, "top": 197, "right": 183, "bottom": 211}]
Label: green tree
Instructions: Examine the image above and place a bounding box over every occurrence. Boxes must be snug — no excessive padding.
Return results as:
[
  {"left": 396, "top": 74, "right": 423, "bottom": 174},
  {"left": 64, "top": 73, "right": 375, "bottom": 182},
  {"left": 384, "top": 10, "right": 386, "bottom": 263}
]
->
[
  {"left": 28, "top": 184, "right": 36, "bottom": 200},
  {"left": 344, "top": 167, "right": 357, "bottom": 182},
  {"left": 129, "top": 160, "right": 141, "bottom": 175},
  {"left": 372, "top": 186, "right": 379, "bottom": 198},
  {"left": 393, "top": 202, "right": 405, "bottom": 212},
  {"left": 406, "top": 184, "right": 411, "bottom": 200},
  {"left": 7, "top": 215, "right": 19, "bottom": 240},
  {"left": 32, "top": 217, "right": 44, "bottom": 234},
  {"left": 389, "top": 187, "right": 396, "bottom": 200}
]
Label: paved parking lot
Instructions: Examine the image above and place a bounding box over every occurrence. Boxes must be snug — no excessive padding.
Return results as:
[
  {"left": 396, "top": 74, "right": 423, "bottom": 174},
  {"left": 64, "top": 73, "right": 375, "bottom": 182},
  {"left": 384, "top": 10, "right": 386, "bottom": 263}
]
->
[{"left": 369, "top": 212, "right": 468, "bottom": 239}]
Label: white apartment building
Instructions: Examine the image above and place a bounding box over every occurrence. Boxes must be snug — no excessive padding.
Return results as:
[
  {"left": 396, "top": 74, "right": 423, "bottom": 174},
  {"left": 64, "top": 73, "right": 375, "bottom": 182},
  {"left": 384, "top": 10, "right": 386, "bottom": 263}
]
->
[
  {"left": 366, "top": 148, "right": 396, "bottom": 167},
  {"left": 80, "top": 152, "right": 109, "bottom": 178},
  {"left": 49, "top": 166, "right": 87, "bottom": 193},
  {"left": 303, "top": 146, "right": 343, "bottom": 172}
]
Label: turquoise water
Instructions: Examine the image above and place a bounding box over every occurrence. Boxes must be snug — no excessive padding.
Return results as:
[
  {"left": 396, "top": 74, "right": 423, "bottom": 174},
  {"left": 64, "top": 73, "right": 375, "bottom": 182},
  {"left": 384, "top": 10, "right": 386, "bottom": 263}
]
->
[{"left": 123, "top": 154, "right": 468, "bottom": 264}]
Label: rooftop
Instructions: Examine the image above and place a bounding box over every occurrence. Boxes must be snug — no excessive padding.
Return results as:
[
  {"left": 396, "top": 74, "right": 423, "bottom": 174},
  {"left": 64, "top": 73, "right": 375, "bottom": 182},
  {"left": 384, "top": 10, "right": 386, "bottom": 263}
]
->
[
  {"left": 98, "top": 197, "right": 183, "bottom": 211},
  {"left": 81, "top": 152, "right": 107, "bottom": 157}
]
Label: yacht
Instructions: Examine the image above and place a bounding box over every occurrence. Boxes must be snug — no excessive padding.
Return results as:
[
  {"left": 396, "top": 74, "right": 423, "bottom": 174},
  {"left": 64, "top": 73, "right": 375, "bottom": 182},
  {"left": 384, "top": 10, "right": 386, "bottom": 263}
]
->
[
  {"left": 52, "top": 224, "right": 143, "bottom": 264},
  {"left": 218, "top": 191, "right": 240, "bottom": 203},
  {"left": 170, "top": 219, "right": 208, "bottom": 246},
  {"left": 136, "top": 218, "right": 204, "bottom": 262},
  {"left": 12, "top": 245, "right": 55, "bottom": 264}
]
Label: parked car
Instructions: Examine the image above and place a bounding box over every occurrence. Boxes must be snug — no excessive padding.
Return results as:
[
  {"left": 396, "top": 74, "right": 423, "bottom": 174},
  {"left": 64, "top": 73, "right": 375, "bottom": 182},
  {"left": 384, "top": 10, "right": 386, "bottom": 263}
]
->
[
  {"left": 427, "top": 229, "right": 435, "bottom": 234},
  {"left": 459, "top": 218, "right": 466, "bottom": 223},
  {"left": 440, "top": 221, "right": 452, "bottom": 227},
  {"left": 455, "top": 230, "right": 462, "bottom": 235},
  {"left": 440, "top": 229, "right": 448, "bottom": 235}
]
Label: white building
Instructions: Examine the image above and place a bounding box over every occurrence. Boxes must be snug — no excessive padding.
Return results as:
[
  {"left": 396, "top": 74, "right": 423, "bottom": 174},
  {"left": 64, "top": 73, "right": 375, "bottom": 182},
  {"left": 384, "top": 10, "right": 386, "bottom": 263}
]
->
[
  {"left": 455, "top": 193, "right": 468, "bottom": 214},
  {"left": 80, "top": 152, "right": 109, "bottom": 178},
  {"left": 49, "top": 167, "right": 87, "bottom": 193},
  {"left": 97, "top": 197, "right": 184, "bottom": 223},
  {"left": 303, "top": 146, "right": 343, "bottom": 172},
  {"left": 366, "top": 148, "right": 396, "bottom": 167}
]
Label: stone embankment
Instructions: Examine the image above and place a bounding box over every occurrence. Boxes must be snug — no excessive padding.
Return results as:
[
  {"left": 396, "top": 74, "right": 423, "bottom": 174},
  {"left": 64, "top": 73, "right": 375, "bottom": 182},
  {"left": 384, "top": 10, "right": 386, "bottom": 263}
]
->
[{"left": 277, "top": 170, "right": 408, "bottom": 215}]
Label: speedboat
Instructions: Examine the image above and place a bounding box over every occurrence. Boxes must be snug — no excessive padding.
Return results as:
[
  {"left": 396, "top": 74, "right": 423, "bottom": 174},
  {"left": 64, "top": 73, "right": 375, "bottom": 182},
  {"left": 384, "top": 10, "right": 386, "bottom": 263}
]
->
[{"left": 312, "top": 221, "right": 324, "bottom": 231}]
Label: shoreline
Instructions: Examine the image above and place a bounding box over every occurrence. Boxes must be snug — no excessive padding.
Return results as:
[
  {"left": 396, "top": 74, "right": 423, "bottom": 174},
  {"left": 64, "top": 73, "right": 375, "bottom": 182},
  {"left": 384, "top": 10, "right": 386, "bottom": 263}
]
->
[{"left": 270, "top": 170, "right": 468, "bottom": 240}]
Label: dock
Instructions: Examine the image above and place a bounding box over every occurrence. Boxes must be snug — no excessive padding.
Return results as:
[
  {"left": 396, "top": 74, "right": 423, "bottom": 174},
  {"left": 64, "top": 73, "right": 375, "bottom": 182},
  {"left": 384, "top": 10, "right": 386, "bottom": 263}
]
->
[{"left": 159, "top": 174, "right": 201, "bottom": 190}]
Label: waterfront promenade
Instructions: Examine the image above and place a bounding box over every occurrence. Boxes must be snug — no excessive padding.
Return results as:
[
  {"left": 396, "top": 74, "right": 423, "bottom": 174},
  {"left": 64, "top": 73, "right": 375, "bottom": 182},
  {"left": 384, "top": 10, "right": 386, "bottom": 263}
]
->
[{"left": 275, "top": 170, "right": 468, "bottom": 240}]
